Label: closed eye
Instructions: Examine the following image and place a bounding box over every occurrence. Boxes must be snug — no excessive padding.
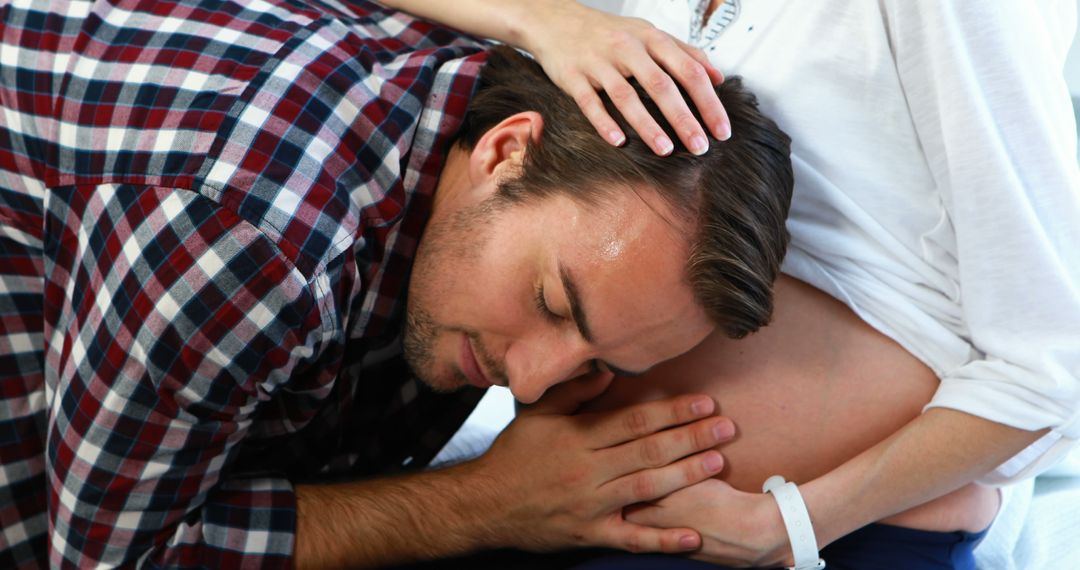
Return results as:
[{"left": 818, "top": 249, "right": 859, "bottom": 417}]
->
[{"left": 535, "top": 284, "right": 561, "bottom": 323}]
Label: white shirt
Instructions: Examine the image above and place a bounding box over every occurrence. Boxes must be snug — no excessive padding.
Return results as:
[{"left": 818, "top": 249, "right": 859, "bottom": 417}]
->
[{"left": 585, "top": 0, "right": 1080, "bottom": 483}]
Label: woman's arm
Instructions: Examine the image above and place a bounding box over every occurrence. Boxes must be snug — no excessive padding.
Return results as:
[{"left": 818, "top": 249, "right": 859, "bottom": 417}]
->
[
  {"left": 380, "top": 0, "right": 730, "bottom": 155},
  {"left": 630, "top": 0, "right": 1080, "bottom": 565},
  {"left": 626, "top": 411, "right": 1044, "bottom": 566},
  {"left": 588, "top": 276, "right": 1043, "bottom": 565},
  {"left": 802, "top": 411, "right": 1045, "bottom": 545}
]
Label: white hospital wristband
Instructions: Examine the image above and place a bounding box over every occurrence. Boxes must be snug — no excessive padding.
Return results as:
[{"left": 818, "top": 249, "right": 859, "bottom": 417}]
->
[{"left": 762, "top": 475, "right": 826, "bottom": 570}]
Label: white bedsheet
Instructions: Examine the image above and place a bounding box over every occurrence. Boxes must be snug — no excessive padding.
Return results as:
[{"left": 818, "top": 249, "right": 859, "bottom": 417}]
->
[
  {"left": 976, "top": 449, "right": 1080, "bottom": 569},
  {"left": 429, "top": 387, "right": 514, "bottom": 468}
]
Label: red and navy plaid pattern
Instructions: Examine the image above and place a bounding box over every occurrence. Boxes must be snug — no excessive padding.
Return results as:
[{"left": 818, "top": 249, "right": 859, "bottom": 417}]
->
[{"left": 0, "top": 0, "right": 488, "bottom": 567}]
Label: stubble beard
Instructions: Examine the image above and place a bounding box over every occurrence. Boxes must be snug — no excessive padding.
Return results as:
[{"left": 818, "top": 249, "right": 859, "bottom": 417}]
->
[
  {"left": 402, "top": 197, "right": 500, "bottom": 392},
  {"left": 402, "top": 302, "right": 467, "bottom": 393}
]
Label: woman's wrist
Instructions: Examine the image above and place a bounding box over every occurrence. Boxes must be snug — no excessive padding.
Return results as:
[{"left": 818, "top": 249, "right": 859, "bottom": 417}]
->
[
  {"left": 762, "top": 477, "right": 827, "bottom": 569},
  {"left": 509, "top": 0, "right": 585, "bottom": 58},
  {"left": 751, "top": 487, "right": 800, "bottom": 567},
  {"left": 377, "top": 0, "right": 537, "bottom": 52},
  {"left": 475, "top": 0, "right": 531, "bottom": 49}
]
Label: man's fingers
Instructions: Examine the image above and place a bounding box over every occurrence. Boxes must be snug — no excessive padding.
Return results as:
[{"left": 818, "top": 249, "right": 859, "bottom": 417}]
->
[
  {"left": 600, "top": 521, "right": 702, "bottom": 554},
  {"left": 653, "top": 38, "right": 731, "bottom": 142},
  {"left": 622, "top": 500, "right": 672, "bottom": 530},
  {"left": 583, "top": 394, "right": 718, "bottom": 447},
  {"left": 603, "top": 448, "right": 726, "bottom": 507},
  {"left": 601, "top": 414, "right": 732, "bottom": 479}
]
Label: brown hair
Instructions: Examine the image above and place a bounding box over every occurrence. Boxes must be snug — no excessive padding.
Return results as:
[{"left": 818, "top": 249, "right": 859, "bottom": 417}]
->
[{"left": 456, "top": 46, "right": 793, "bottom": 338}]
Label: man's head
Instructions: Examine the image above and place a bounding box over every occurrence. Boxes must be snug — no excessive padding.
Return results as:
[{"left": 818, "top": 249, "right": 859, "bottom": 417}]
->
[{"left": 406, "top": 46, "right": 793, "bottom": 403}]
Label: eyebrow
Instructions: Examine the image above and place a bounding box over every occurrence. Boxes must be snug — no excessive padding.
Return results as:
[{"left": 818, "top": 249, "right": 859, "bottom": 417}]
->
[{"left": 559, "top": 264, "right": 647, "bottom": 378}]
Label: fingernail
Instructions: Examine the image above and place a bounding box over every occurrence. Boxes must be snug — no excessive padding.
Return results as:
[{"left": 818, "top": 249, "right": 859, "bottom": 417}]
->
[
  {"left": 712, "top": 420, "right": 734, "bottom": 440},
  {"left": 691, "top": 397, "right": 714, "bottom": 416},
  {"left": 716, "top": 122, "right": 731, "bottom": 141},
  {"left": 609, "top": 130, "right": 626, "bottom": 146},
  {"left": 679, "top": 534, "right": 700, "bottom": 550},
  {"left": 689, "top": 134, "right": 708, "bottom": 155},
  {"left": 703, "top": 452, "right": 724, "bottom": 473},
  {"left": 655, "top": 135, "right": 674, "bottom": 155}
]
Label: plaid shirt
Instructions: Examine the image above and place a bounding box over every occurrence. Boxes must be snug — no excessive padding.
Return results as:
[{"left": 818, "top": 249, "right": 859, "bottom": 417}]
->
[{"left": 0, "top": 0, "right": 488, "bottom": 567}]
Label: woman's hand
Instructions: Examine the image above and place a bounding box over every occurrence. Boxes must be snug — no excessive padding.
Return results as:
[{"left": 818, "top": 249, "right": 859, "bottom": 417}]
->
[
  {"left": 624, "top": 479, "right": 794, "bottom": 568},
  {"left": 518, "top": 1, "right": 730, "bottom": 156},
  {"left": 382, "top": 0, "right": 730, "bottom": 155}
]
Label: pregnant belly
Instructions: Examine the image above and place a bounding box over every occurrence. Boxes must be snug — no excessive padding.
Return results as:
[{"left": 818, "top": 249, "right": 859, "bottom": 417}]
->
[{"left": 585, "top": 275, "right": 998, "bottom": 532}]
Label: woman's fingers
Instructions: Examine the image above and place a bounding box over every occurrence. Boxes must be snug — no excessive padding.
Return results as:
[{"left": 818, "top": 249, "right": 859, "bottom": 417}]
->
[
  {"left": 617, "top": 32, "right": 721, "bottom": 154},
  {"left": 674, "top": 37, "right": 725, "bottom": 86},
  {"left": 601, "top": 26, "right": 731, "bottom": 153},
  {"left": 595, "top": 63, "right": 678, "bottom": 155},
  {"left": 562, "top": 32, "right": 730, "bottom": 155},
  {"left": 656, "top": 37, "right": 731, "bottom": 142},
  {"left": 526, "top": 5, "right": 730, "bottom": 155},
  {"left": 563, "top": 72, "right": 628, "bottom": 147}
]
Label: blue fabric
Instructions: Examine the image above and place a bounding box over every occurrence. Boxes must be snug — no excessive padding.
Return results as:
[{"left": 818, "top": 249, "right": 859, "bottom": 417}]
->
[{"left": 571, "top": 523, "right": 990, "bottom": 570}]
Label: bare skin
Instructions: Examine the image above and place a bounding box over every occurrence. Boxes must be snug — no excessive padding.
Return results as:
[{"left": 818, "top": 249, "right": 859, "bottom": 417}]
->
[
  {"left": 379, "top": 0, "right": 729, "bottom": 155},
  {"left": 586, "top": 275, "right": 1001, "bottom": 534},
  {"left": 295, "top": 385, "right": 734, "bottom": 569},
  {"left": 374, "top": 2, "right": 1044, "bottom": 564},
  {"left": 291, "top": 114, "right": 728, "bottom": 569}
]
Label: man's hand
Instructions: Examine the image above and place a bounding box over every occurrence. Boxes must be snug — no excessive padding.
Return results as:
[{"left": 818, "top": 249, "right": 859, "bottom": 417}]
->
[
  {"left": 295, "top": 375, "right": 733, "bottom": 568},
  {"left": 472, "top": 374, "right": 735, "bottom": 554}
]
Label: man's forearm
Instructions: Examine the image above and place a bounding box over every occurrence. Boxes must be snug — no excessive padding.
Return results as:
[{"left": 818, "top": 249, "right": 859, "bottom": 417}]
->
[
  {"left": 295, "top": 460, "right": 501, "bottom": 569},
  {"left": 293, "top": 389, "right": 734, "bottom": 568},
  {"left": 801, "top": 407, "right": 1048, "bottom": 548}
]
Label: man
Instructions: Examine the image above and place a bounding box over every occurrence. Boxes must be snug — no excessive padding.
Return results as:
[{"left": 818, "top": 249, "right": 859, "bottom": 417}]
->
[{"left": 0, "top": 0, "right": 793, "bottom": 567}]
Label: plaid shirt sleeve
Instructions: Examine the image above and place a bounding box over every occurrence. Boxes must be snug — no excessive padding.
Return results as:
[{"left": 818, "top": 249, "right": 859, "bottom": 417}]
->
[
  {"left": 44, "top": 182, "right": 324, "bottom": 568},
  {"left": 2, "top": 0, "right": 485, "bottom": 566}
]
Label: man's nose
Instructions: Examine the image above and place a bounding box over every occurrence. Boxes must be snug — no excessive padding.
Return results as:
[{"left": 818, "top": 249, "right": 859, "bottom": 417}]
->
[{"left": 503, "top": 335, "right": 593, "bottom": 404}]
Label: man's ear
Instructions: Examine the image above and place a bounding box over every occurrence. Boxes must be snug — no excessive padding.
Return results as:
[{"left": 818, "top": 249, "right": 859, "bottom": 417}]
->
[{"left": 467, "top": 111, "right": 544, "bottom": 187}]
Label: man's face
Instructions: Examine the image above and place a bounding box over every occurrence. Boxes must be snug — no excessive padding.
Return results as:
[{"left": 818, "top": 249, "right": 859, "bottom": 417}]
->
[{"left": 404, "top": 180, "right": 714, "bottom": 404}]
